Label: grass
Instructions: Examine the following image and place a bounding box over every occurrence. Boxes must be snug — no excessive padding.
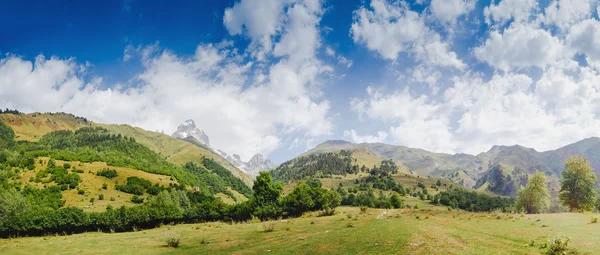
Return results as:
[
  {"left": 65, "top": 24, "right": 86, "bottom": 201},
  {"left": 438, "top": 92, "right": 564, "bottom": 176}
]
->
[
  {"left": 2, "top": 207, "right": 600, "bottom": 254},
  {"left": 0, "top": 113, "right": 91, "bottom": 141},
  {"left": 16, "top": 157, "right": 176, "bottom": 212}
]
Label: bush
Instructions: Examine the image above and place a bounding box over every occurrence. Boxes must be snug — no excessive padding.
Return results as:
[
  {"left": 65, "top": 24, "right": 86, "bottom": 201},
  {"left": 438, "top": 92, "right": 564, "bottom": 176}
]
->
[
  {"left": 164, "top": 231, "right": 183, "bottom": 248},
  {"left": 262, "top": 222, "right": 275, "bottom": 232},
  {"left": 102, "top": 183, "right": 108, "bottom": 190},
  {"left": 99, "top": 194, "right": 104, "bottom": 200},
  {"left": 544, "top": 234, "right": 571, "bottom": 255},
  {"left": 131, "top": 195, "right": 144, "bottom": 204},
  {"left": 78, "top": 189, "right": 85, "bottom": 195},
  {"left": 96, "top": 168, "right": 118, "bottom": 179},
  {"left": 359, "top": 206, "right": 368, "bottom": 214},
  {"left": 591, "top": 216, "right": 598, "bottom": 224}
]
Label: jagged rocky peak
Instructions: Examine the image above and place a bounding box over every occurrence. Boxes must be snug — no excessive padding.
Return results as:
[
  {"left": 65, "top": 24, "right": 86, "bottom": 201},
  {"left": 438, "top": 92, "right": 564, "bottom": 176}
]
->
[
  {"left": 245, "top": 153, "right": 276, "bottom": 175},
  {"left": 172, "top": 119, "right": 210, "bottom": 145},
  {"left": 233, "top": 154, "right": 242, "bottom": 162}
]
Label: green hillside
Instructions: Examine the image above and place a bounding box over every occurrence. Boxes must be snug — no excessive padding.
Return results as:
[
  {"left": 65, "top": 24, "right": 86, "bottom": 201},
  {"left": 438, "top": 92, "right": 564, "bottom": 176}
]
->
[{"left": 0, "top": 112, "right": 253, "bottom": 186}]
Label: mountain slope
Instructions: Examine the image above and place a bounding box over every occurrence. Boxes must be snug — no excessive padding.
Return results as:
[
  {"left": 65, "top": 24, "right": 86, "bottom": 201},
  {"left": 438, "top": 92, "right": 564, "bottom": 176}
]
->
[
  {"left": 303, "top": 141, "right": 480, "bottom": 187},
  {"left": 0, "top": 112, "right": 253, "bottom": 186},
  {"left": 171, "top": 119, "right": 276, "bottom": 177},
  {"left": 301, "top": 138, "right": 600, "bottom": 196},
  {"left": 99, "top": 124, "right": 253, "bottom": 186}
]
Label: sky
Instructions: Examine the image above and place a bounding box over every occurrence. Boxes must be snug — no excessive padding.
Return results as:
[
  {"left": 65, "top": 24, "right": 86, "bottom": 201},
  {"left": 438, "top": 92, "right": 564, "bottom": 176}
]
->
[{"left": 2, "top": 0, "right": 600, "bottom": 163}]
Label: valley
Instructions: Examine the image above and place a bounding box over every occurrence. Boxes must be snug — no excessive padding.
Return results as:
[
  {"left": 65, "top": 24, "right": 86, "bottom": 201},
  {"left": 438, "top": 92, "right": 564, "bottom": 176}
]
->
[
  {"left": 0, "top": 111, "right": 598, "bottom": 255},
  {"left": 2, "top": 207, "right": 599, "bottom": 255}
]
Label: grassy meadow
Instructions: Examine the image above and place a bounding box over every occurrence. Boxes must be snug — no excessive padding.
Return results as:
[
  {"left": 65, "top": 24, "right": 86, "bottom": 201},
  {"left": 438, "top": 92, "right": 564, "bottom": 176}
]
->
[
  {"left": 12, "top": 157, "right": 177, "bottom": 212},
  {"left": 1, "top": 206, "right": 599, "bottom": 255}
]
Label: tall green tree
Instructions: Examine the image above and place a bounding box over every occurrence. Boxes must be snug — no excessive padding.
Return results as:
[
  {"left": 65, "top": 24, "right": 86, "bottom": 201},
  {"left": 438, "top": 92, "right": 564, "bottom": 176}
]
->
[
  {"left": 516, "top": 171, "right": 549, "bottom": 214},
  {"left": 252, "top": 172, "right": 283, "bottom": 220},
  {"left": 0, "top": 120, "right": 14, "bottom": 149},
  {"left": 559, "top": 156, "right": 597, "bottom": 212}
]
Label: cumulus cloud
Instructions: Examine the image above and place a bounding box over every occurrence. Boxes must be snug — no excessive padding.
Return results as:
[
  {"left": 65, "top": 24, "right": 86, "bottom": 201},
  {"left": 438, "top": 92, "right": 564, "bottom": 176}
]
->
[
  {"left": 429, "top": 0, "right": 476, "bottom": 25},
  {"left": 350, "top": 0, "right": 465, "bottom": 69},
  {"left": 0, "top": 0, "right": 333, "bottom": 161},
  {"left": 543, "top": 0, "right": 594, "bottom": 31},
  {"left": 474, "top": 23, "right": 564, "bottom": 71},
  {"left": 567, "top": 19, "right": 600, "bottom": 68},
  {"left": 352, "top": 62, "right": 600, "bottom": 154},
  {"left": 484, "top": 0, "right": 538, "bottom": 25},
  {"left": 350, "top": 86, "right": 456, "bottom": 152},
  {"left": 343, "top": 129, "right": 388, "bottom": 143}
]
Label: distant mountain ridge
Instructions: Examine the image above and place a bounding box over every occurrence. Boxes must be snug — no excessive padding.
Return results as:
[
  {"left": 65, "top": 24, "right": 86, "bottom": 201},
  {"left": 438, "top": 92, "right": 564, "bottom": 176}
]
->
[
  {"left": 301, "top": 137, "right": 600, "bottom": 196},
  {"left": 172, "top": 119, "right": 276, "bottom": 177}
]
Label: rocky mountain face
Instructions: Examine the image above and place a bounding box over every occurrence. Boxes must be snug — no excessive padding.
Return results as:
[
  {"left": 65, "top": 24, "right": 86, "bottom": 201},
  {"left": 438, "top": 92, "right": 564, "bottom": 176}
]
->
[
  {"left": 172, "top": 119, "right": 276, "bottom": 177},
  {"left": 303, "top": 137, "right": 600, "bottom": 196},
  {"left": 172, "top": 120, "right": 210, "bottom": 146}
]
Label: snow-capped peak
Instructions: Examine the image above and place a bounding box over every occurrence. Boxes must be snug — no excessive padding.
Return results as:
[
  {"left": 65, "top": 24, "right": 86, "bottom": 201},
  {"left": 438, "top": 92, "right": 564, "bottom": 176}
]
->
[
  {"left": 172, "top": 119, "right": 277, "bottom": 178},
  {"left": 172, "top": 119, "right": 210, "bottom": 146}
]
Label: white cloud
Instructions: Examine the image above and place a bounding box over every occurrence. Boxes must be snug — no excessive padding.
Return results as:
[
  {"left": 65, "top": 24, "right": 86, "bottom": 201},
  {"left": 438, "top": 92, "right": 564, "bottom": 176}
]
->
[
  {"left": 543, "top": 0, "right": 593, "bottom": 31},
  {"left": 343, "top": 129, "right": 388, "bottom": 143},
  {"left": 0, "top": 0, "right": 333, "bottom": 162},
  {"left": 350, "top": 86, "right": 456, "bottom": 152},
  {"left": 474, "top": 23, "right": 564, "bottom": 71},
  {"left": 567, "top": 19, "right": 600, "bottom": 68},
  {"left": 353, "top": 62, "right": 600, "bottom": 155},
  {"left": 350, "top": 0, "right": 464, "bottom": 69},
  {"left": 411, "top": 65, "right": 441, "bottom": 93},
  {"left": 325, "top": 46, "right": 335, "bottom": 56},
  {"left": 324, "top": 47, "right": 353, "bottom": 68},
  {"left": 484, "top": 0, "right": 538, "bottom": 25},
  {"left": 430, "top": 0, "right": 476, "bottom": 24}
]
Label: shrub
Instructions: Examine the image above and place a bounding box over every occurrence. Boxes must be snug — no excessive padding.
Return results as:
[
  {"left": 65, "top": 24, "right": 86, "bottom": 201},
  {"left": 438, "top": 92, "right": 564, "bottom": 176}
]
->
[
  {"left": 110, "top": 197, "right": 116, "bottom": 201},
  {"left": 63, "top": 163, "right": 71, "bottom": 169},
  {"left": 131, "top": 195, "right": 144, "bottom": 204},
  {"left": 96, "top": 168, "right": 118, "bottom": 179},
  {"left": 99, "top": 194, "right": 104, "bottom": 200},
  {"left": 591, "top": 216, "right": 598, "bottom": 224},
  {"left": 90, "top": 198, "right": 95, "bottom": 204},
  {"left": 78, "top": 189, "right": 85, "bottom": 195},
  {"left": 544, "top": 234, "right": 571, "bottom": 255},
  {"left": 164, "top": 231, "right": 183, "bottom": 248},
  {"left": 262, "top": 222, "right": 275, "bottom": 232},
  {"left": 102, "top": 183, "right": 108, "bottom": 190},
  {"left": 359, "top": 206, "right": 368, "bottom": 214},
  {"left": 346, "top": 222, "right": 354, "bottom": 228}
]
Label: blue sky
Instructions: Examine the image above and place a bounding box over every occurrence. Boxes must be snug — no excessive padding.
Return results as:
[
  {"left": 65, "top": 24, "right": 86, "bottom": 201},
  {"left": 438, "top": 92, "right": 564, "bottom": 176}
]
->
[{"left": 2, "top": 0, "right": 600, "bottom": 164}]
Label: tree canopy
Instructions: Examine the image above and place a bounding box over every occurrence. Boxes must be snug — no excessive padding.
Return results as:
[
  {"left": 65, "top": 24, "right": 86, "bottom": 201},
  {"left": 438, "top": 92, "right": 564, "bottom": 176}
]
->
[
  {"left": 516, "top": 171, "right": 549, "bottom": 214},
  {"left": 559, "top": 156, "right": 597, "bottom": 212}
]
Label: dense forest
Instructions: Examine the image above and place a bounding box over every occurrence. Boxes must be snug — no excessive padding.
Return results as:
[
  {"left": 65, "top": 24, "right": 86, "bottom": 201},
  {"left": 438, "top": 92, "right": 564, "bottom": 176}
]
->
[{"left": 271, "top": 150, "right": 358, "bottom": 180}]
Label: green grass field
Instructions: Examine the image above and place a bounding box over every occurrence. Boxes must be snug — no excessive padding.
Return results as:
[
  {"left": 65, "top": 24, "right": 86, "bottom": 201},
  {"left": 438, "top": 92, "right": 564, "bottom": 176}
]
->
[{"left": 1, "top": 206, "right": 599, "bottom": 255}]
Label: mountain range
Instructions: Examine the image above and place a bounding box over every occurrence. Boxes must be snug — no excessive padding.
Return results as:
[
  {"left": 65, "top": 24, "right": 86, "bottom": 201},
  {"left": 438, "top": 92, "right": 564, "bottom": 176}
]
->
[
  {"left": 171, "top": 119, "right": 276, "bottom": 177},
  {"left": 297, "top": 137, "right": 600, "bottom": 196}
]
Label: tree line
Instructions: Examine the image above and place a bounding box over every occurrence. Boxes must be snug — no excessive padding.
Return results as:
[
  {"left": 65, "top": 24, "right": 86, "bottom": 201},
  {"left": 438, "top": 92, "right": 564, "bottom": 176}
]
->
[{"left": 0, "top": 172, "right": 340, "bottom": 237}]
